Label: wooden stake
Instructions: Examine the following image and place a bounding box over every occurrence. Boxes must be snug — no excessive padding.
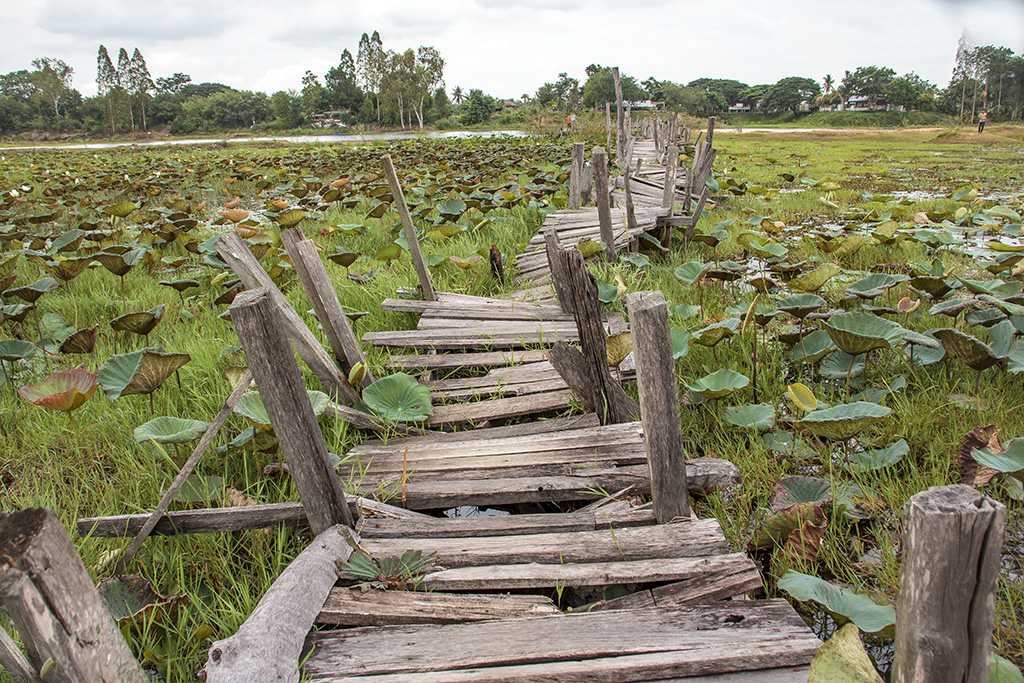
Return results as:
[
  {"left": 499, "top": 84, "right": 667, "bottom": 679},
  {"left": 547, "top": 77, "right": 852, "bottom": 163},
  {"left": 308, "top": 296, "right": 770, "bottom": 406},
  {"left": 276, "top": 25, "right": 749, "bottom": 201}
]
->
[
  {"left": 625, "top": 292, "right": 690, "bottom": 522},
  {"left": 613, "top": 68, "right": 624, "bottom": 163},
  {"left": 568, "top": 142, "right": 585, "bottom": 210},
  {"left": 544, "top": 229, "right": 573, "bottom": 315},
  {"left": 230, "top": 288, "right": 354, "bottom": 532},
  {"left": 381, "top": 154, "right": 436, "bottom": 302},
  {"left": 280, "top": 227, "right": 374, "bottom": 387},
  {"left": 893, "top": 484, "right": 1005, "bottom": 683},
  {"left": 0, "top": 623, "right": 43, "bottom": 683},
  {"left": 622, "top": 164, "right": 639, "bottom": 238},
  {"left": 592, "top": 147, "right": 615, "bottom": 260},
  {"left": 0, "top": 509, "right": 147, "bottom": 682},
  {"left": 662, "top": 144, "right": 678, "bottom": 211},
  {"left": 605, "top": 102, "right": 612, "bottom": 157}
]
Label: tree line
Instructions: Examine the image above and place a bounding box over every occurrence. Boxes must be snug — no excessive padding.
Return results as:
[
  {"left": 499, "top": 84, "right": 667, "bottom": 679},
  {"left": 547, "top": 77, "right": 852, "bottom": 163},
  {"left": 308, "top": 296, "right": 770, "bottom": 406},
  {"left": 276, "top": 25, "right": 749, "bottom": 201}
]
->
[{"left": 1, "top": 34, "right": 1021, "bottom": 137}]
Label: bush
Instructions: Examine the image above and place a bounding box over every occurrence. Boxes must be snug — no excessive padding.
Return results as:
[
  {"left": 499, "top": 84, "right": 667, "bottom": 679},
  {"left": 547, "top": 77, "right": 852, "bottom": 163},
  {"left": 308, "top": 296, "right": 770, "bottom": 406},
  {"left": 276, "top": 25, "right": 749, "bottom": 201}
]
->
[{"left": 434, "top": 115, "right": 461, "bottom": 130}]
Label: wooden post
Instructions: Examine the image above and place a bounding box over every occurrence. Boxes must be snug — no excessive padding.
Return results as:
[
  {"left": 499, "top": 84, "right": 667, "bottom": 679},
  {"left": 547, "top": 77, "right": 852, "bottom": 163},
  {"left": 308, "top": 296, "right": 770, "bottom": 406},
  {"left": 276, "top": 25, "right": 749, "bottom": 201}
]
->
[
  {"left": 581, "top": 161, "right": 593, "bottom": 205},
  {"left": 613, "top": 68, "right": 624, "bottom": 163},
  {"left": 568, "top": 142, "right": 585, "bottom": 210},
  {"left": 605, "top": 102, "right": 612, "bottom": 157},
  {"left": 652, "top": 117, "right": 660, "bottom": 156},
  {"left": 892, "top": 484, "right": 1005, "bottom": 683},
  {"left": 624, "top": 292, "right": 690, "bottom": 522},
  {"left": 381, "top": 154, "right": 436, "bottom": 302},
  {"left": 202, "top": 525, "right": 356, "bottom": 683},
  {"left": 662, "top": 144, "right": 678, "bottom": 211},
  {"left": 0, "top": 509, "right": 148, "bottom": 682},
  {"left": 215, "top": 231, "right": 357, "bottom": 404},
  {"left": 706, "top": 115, "right": 716, "bottom": 147},
  {"left": 547, "top": 245, "right": 638, "bottom": 425},
  {"left": 621, "top": 164, "right": 639, "bottom": 238},
  {"left": 230, "top": 288, "right": 354, "bottom": 531},
  {"left": 544, "top": 229, "right": 573, "bottom": 315},
  {"left": 279, "top": 227, "right": 374, "bottom": 387},
  {"left": 592, "top": 147, "right": 615, "bottom": 260},
  {"left": 0, "top": 623, "right": 42, "bottom": 683}
]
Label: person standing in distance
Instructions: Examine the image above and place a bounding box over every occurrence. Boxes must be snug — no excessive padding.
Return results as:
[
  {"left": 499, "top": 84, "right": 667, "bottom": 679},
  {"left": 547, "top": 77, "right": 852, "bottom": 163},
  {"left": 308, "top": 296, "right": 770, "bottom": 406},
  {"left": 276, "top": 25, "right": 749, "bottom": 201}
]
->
[{"left": 978, "top": 109, "right": 988, "bottom": 134}]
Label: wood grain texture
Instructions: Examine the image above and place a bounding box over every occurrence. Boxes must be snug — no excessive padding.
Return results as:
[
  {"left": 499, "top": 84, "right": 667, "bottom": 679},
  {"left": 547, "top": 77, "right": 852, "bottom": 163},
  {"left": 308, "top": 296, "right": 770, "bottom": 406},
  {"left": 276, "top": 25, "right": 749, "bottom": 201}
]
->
[
  {"left": 317, "top": 589, "right": 559, "bottom": 627},
  {"left": 592, "top": 147, "right": 615, "bottom": 260},
  {"left": 382, "top": 154, "right": 436, "bottom": 301}
]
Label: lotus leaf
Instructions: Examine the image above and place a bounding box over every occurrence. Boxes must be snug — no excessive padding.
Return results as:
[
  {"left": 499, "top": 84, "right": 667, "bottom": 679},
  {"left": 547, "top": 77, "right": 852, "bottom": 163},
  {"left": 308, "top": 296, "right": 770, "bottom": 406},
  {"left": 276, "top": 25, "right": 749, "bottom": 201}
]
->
[
  {"left": 958, "top": 277, "right": 1020, "bottom": 297},
  {"left": 772, "top": 476, "right": 832, "bottom": 509},
  {"left": 978, "top": 294, "right": 1024, "bottom": 317},
  {"left": 94, "top": 248, "right": 145, "bottom": 277},
  {"left": 822, "top": 311, "right": 906, "bottom": 355},
  {"left": 788, "top": 264, "right": 841, "bottom": 293},
  {"left": 41, "top": 256, "right": 94, "bottom": 282},
  {"left": 159, "top": 279, "right": 200, "bottom": 293},
  {"left": 59, "top": 325, "right": 99, "bottom": 354},
  {"left": 327, "top": 251, "right": 360, "bottom": 268},
  {"left": 721, "top": 403, "right": 775, "bottom": 431},
  {"left": 845, "top": 272, "right": 908, "bottom": 300},
  {"left": 97, "top": 575, "right": 187, "bottom": 627},
  {"left": 606, "top": 331, "right": 632, "bottom": 368},
  {"left": 277, "top": 209, "right": 306, "bottom": 227},
  {"left": 795, "top": 401, "right": 890, "bottom": 440},
  {"left": 777, "top": 293, "right": 826, "bottom": 319},
  {"left": 674, "top": 261, "right": 710, "bottom": 287},
  {"left": 102, "top": 201, "right": 139, "bottom": 218},
  {"left": 97, "top": 348, "right": 191, "bottom": 400},
  {"left": 791, "top": 330, "right": 837, "bottom": 364},
  {"left": 991, "top": 654, "right": 1024, "bottom": 683},
  {"left": 234, "top": 389, "right": 330, "bottom": 431},
  {"left": 134, "top": 416, "right": 211, "bottom": 445},
  {"left": 19, "top": 367, "right": 97, "bottom": 412},
  {"left": 359, "top": 373, "right": 433, "bottom": 423},
  {"left": 4, "top": 277, "right": 59, "bottom": 303},
  {"left": 808, "top": 624, "right": 884, "bottom": 683},
  {"left": 972, "top": 438, "right": 1024, "bottom": 474},
  {"left": 173, "top": 474, "right": 224, "bottom": 503},
  {"left": 670, "top": 327, "right": 690, "bottom": 359},
  {"left": 687, "top": 369, "right": 749, "bottom": 400},
  {"left": 111, "top": 304, "right": 166, "bottom": 337},
  {"left": 933, "top": 328, "right": 1001, "bottom": 371},
  {"left": 0, "top": 340, "right": 36, "bottom": 362},
  {"left": 435, "top": 199, "right": 468, "bottom": 220},
  {"left": 788, "top": 383, "right": 818, "bottom": 412},
  {"left": 763, "top": 430, "right": 819, "bottom": 460},
  {"left": 691, "top": 318, "right": 740, "bottom": 347},
  {"left": 988, "top": 320, "right": 1016, "bottom": 359},
  {"left": 749, "top": 501, "right": 825, "bottom": 550},
  {"left": 705, "top": 261, "right": 747, "bottom": 282},
  {"left": 777, "top": 570, "right": 895, "bottom": 634},
  {"left": 577, "top": 240, "right": 604, "bottom": 259},
  {"left": 673, "top": 304, "right": 701, "bottom": 320},
  {"left": 848, "top": 439, "right": 909, "bottom": 472}
]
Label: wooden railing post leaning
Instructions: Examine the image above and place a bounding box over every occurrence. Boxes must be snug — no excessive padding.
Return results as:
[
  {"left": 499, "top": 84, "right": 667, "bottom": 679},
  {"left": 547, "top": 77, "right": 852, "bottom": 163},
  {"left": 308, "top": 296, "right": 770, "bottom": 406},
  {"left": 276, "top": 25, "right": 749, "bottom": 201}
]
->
[
  {"left": 613, "top": 67, "right": 625, "bottom": 163},
  {"left": 892, "top": 484, "right": 1005, "bottom": 683},
  {"left": 0, "top": 509, "right": 148, "bottom": 682},
  {"left": 230, "top": 288, "right": 355, "bottom": 531},
  {"left": 592, "top": 147, "right": 615, "bottom": 260},
  {"left": 279, "top": 226, "right": 374, "bottom": 388},
  {"left": 381, "top": 154, "right": 436, "bottom": 301},
  {"left": 625, "top": 291, "right": 690, "bottom": 522},
  {"left": 568, "top": 142, "right": 585, "bottom": 210}
]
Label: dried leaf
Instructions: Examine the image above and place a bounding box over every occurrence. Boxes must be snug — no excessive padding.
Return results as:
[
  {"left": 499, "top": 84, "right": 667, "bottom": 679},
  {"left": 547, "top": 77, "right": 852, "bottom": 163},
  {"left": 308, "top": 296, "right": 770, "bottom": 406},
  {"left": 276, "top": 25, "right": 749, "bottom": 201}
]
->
[{"left": 960, "top": 424, "right": 1001, "bottom": 487}]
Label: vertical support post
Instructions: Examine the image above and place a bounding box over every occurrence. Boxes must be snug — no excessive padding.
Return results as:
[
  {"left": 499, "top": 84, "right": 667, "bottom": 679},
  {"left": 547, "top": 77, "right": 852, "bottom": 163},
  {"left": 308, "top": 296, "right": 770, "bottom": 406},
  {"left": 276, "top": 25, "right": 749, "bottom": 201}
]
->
[
  {"left": 0, "top": 509, "right": 148, "bottom": 682},
  {"left": 662, "top": 144, "right": 678, "bottom": 210},
  {"left": 893, "top": 484, "right": 1005, "bottom": 683},
  {"left": 613, "top": 67, "right": 624, "bottom": 163},
  {"left": 652, "top": 117, "right": 660, "bottom": 155},
  {"left": 230, "top": 288, "right": 354, "bottom": 531},
  {"left": 279, "top": 227, "right": 374, "bottom": 387},
  {"left": 706, "top": 115, "right": 716, "bottom": 147},
  {"left": 568, "top": 142, "right": 585, "bottom": 210},
  {"left": 625, "top": 292, "right": 690, "bottom": 522},
  {"left": 381, "top": 154, "right": 436, "bottom": 302},
  {"left": 544, "top": 229, "right": 573, "bottom": 315},
  {"left": 621, "top": 164, "right": 639, "bottom": 239},
  {"left": 605, "top": 102, "right": 612, "bottom": 158},
  {"left": 0, "top": 623, "right": 42, "bottom": 683},
  {"left": 592, "top": 147, "right": 615, "bottom": 260},
  {"left": 684, "top": 125, "right": 691, "bottom": 145}
]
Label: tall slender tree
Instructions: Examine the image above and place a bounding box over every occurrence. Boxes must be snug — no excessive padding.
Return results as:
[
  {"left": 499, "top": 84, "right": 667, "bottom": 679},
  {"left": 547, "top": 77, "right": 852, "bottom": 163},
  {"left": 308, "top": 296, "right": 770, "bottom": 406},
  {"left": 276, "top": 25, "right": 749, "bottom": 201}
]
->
[
  {"left": 128, "top": 48, "right": 154, "bottom": 130},
  {"left": 116, "top": 48, "right": 135, "bottom": 130},
  {"left": 97, "top": 45, "right": 118, "bottom": 133},
  {"left": 30, "top": 57, "right": 73, "bottom": 118}
]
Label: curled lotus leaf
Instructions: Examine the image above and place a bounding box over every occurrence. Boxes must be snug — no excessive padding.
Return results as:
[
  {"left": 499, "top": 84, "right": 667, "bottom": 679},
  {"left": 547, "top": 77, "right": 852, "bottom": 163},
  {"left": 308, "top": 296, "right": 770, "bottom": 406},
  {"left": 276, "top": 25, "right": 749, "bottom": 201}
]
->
[
  {"left": 222, "top": 208, "right": 250, "bottom": 223},
  {"left": 59, "top": 325, "right": 99, "bottom": 354},
  {"left": 19, "top": 367, "right": 97, "bottom": 413},
  {"left": 687, "top": 369, "right": 749, "bottom": 400},
  {"left": 97, "top": 347, "right": 191, "bottom": 400},
  {"left": 777, "top": 570, "right": 895, "bottom": 634},
  {"left": 606, "top": 331, "right": 632, "bottom": 368},
  {"left": 674, "top": 261, "right": 711, "bottom": 287},
  {"left": 98, "top": 575, "right": 187, "bottom": 627},
  {"left": 234, "top": 389, "right": 331, "bottom": 431},
  {"left": 40, "top": 256, "right": 94, "bottom": 282},
  {"left": 777, "top": 293, "right": 827, "bottom": 319},
  {"left": 691, "top": 318, "right": 741, "bottom": 347},
  {"left": 111, "top": 304, "right": 166, "bottom": 336},
  {"left": 795, "top": 401, "right": 891, "bottom": 441},
  {"left": 276, "top": 209, "right": 306, "bottom": 227},
  {"left": 821, "top": 311, "right": 906, "bottom": 355},
  {"left": 929, "top": 297, "right": 976, "bottom": 319},
  {"left": 932, "top": 328, "right": 1001, "bottom": 371},
  {"left": 134, "top": 416, "right": 211, "bottom": 445},
  {"left": 159, "top": 279, "right": 200, "bottom": 293},
  {"left": 848, "top": 439, "right": 909, "bottom": 472},
  {"left": 102, "top": 201, "right": 139, "bottom": 219},
  {"left": 791, "top": 330, "right": 837, "bottom": 365},
  {"left": 94, "top": 248, "right": 145, "bottom": 277},
  {"left": 4, "top": 277, "right": 59, "bottom": 303},
  {"left": 327, "top": 251, "right": 360, "bottom": 268},
  {"left": 909, "top": 275, "right": 954, "bottom": 299},
  {"left": 845, "top": 272, "right": 909, "bottom": 300},
  {"left": 0, "top": 339, "right": 36, "bottom": 362}
]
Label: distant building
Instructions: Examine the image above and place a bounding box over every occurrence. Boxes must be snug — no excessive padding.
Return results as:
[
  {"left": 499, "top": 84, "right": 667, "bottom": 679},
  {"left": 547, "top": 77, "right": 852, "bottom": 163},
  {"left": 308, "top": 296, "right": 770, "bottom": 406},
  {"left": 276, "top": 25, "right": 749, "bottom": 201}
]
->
[
  {"left": 728, "top": 102, "right": 752, "bottom": 112},
  {"left": 311, "top": 111, "right": 349, "bottom": 128},
  {"left": 844, "top": 96, "right": 891, "bottom": 112}
]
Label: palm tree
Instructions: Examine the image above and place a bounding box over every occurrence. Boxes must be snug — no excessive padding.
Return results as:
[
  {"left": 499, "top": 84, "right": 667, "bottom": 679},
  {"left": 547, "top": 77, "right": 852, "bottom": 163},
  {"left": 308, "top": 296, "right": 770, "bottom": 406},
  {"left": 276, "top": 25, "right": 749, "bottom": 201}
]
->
[
  {"left": 451, "top": 86, "right": 464, "bottom": 105},
  {"left": 823, "top": 74, "right": 834, "bottom": 94}
]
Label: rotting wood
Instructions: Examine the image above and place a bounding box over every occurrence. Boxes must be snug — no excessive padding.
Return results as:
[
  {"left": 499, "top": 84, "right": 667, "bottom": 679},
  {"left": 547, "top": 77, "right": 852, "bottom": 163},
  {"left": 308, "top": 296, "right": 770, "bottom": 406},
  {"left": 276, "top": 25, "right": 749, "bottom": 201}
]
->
[
  {"left": 592, "top": 148, "right": 615, "bottom": 260},
  {"left": 622, "top": 164, "right": 639, "bottom": 236},
  {"left": 381, "top": 154, "right": 436, "bottom": 301},
  {"left": 215, "top": 231, "right": 356, "bottom": 403},
  {"left": 426, "top": 389, "right": 573, "bottom": 427},
  {"left": 280, "top": 227, "right": 373, "bottom": 387},
  {"left": 113, "top": 368, "right": 252, "bottom": 574},
  {"left": 892, "top": 484, "right": 1006, "bottom": 683},
  {"left": 544, "top": 228, "right": 573, "bottom": 314},
  {"left": 387, "top": 349, "right": 549, "bottom": 371},
  {"left": 356, "top": 508, "right": 655, "bottom": 540},
  {"left": 569, "top": 142, "right": 585, "bottom": 209},
  {"left": 0, "top": 611, "right": 44, "bottom": 683},
  {"left": 317, "top": 589, "right": 559, "bottom": 627},
  {"left": 613, "top": 67, "right": 625, "bottom": 163},
  {"left": 323, "top": 400, "right": 435, "bottom": 437},
  {"left": 0, "top": 509, "right": 148, "bottom": 682},
  {"left": 230, "top": 288, "right": 354, "bottom": 531},
  {"left": 547, "top": 342, "right": 638, "bottom": 423},
  {"left": 202, "top": 524, "right": 355, "bottom": 683},
  {"left": 626, "top": 291, "right": 690, "bottom": 523}
]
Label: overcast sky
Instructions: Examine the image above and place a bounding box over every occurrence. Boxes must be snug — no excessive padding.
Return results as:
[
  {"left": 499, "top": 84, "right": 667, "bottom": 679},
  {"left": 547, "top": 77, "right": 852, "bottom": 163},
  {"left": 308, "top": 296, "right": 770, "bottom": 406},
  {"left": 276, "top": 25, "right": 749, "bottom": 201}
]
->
[{"left": 3, "top": 0, "right": 1023, "bottom": 100}]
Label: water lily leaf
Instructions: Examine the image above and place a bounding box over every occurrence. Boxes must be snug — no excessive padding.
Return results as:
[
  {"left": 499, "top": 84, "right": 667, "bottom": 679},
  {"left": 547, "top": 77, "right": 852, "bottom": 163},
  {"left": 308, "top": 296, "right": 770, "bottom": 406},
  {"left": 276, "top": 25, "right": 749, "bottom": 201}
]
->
[
  {"left": 5, "top": 277, "right": 59, "bottom": 303},
  {"left": 97, "top": 348, "right": 191, "bottom": 400},
  {"left": 159, "top": 279, "right": 200, "bottom": 294},
  {"left": 327, "top": 251, "right": 360, "bottom": 268},
  {"left": 98, "top": 575, "right": 187, "bottom": 627},
  {"left": 796, "top": 401, "right": 890, "bottom": 440},
  {"left": 111, "top": 304, "right": 166, "bottom": 337},
  {"left": 359, "top": 373, "right": 433, "bottom": 423},
  {"left": 789, "top": 264, "right": 841, "bottom": 293},
  {"left": 674, "top": 261, "right": 710, "bottom": 287},
  {"left": 19, "top": 367, "right": 97, "bottom": 413},
  {"left": 449, "top": 255, "right": 483, "bottom": 270},
  {"left": 234, "top": 389, "right": 330, "bottom": 431},
  {"left": 822, "top": 311, "right": 905, "bottom": 355},
  {"left": 102, "top": 201, "right": 139, "bottom": 218},
  {"left": 134, "top": 416, "right": 211, "bottom": 445},
  {"left": 670, "top": 327, "right": 690, "bottom": 359},
  {"left": 691, "top": 317, "right": 740, "bottom": 347},
  {"left": 374, "top": 244, "right": 402, "bottom": 262},
  {"left": 59, "top": 325, "right": 100, "bottom": 354},
  {"left": 777, "top": 293, "right": 826, "bottom": 319},
  {"left": 687, "top": 369, "right": 749, "bottom": 400},
  {"left": 606, "top": 331, "right": 632, "bottom": 367},
  {"left": 277, "top": 209, "right": 306, "bottom": 227},
  {"left": 808, "top": 623, "right": 884, "bottom": 683},
  {"left": 848, "top": 439, "right": 909, "bottom": 472},
  {"left": 777, "top": 570, "right": 895, "bottom": 634},
  {"left": 788, "top": 383, "right": 818, "bottom": 412},
  {"left": 933, "top": 328, "right": 1001, "bottom": 371},
  {"left": 721, "top": 403, "right": 775, "bottom": 431},
  {"left": 820, "top": 349, "right": 862, "bottom": 380},
  {"left": 988, "top": 319, "right": 1016, "bottom": 359},
  {"left": 435, "top": 198, "right": 468, "bottom": 220},
  {"left": 94, "top": 248, "right": 145, "bottom": 276},
  {"left": 0, "top": 339, "right": 37, "bottom": 362},
  {"left": 845, "top": 272, "right": 908, "bottom": 300},
  {"left": 791, "top": 330, "right": 837, "bottom": 364},
  {"left": 772, "top": 476, "right": 832, "bottom": 510},
  {"left": 173, "top": 474, "right": 225, "bottom": 503}
]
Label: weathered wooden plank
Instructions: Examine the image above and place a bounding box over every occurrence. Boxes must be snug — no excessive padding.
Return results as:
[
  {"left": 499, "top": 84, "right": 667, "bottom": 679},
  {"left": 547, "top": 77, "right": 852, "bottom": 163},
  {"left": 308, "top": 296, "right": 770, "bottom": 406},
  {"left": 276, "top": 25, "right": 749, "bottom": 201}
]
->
[
  {"left": 387, "top": 349, "right": 549, "bottom": 371},
  {"left": 317, "top": 589, "right": 559, "bottom": 627},
  {"left": 362, "top": 329, "right": 576, "bottom": 350},
  {"left": 433, "top": 378, "right": 568, "bottom": 403},
  {"left": 360, "top": 520, "right": 726, "bottom": 569},
  {"left": 426, "top": 389, "right": 574, "bottom": 426},
  {"left": 367, "top": 413, "right": 600, "bottom": 447},
  {"left": 202, "top": 525, "right": 355, "bottom": 683},
  {"left": 416, "top": 320, "right": 581, "bottom": 336},
  {"left": 382, "top": 154, "right": 435, "bottom": 301},
  {"left": 0, "top": 623, "right": 41, "bottom": 683},
  {"left": 382, "top": 301, "right": 571, "bottom": 321},
  {"left": 356, "top": 508, "right": 656, "bottom": 539},
  {"left": 231, "top": 289, "right": 354, "bottom": 532},
  {"left": 301, "top": 600, "right": 819, "bottom": 680}
]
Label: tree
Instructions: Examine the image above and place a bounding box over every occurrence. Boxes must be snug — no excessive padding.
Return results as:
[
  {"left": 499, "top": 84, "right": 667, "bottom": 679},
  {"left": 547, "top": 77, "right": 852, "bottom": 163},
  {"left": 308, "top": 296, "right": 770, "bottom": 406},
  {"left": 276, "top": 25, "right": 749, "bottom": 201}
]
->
[
  {"left": 841, "top": 66, "right": 896, "bottom": 100},
  {"left": 270, "top": 90, "right": 304, "bottom": 128},
  {"left": 737, "top": 84, "right": 771, "bottom": 110},
  {"left": 642, "top": 77, "right": 665, "bottom": 101},
  {"left": 324, "top": 49, "right": 362, "bottom": 113},
  {"left": 97, "top": 45, "right": 118, "bottom": 132},
  {"left": 30, "top": 57, "right": 73, "bottom": 118},
  {"left": 884, "top": 72, "right": 935, "bottom": 111},
  {"left": 461, "top": 89, "right": 493, "bottom": 126},
  {"left": 155, "top": 73, "right": 191, "bottom": 95},
  {"left": 582, "top": 68, "right": 644, "bottom": 108},
  {"left": 356, "top": 31, "right": 386, "bottom": 121},
  {"left": 128, "top": 49, "right": 154, "bottom": 130},
  {"left": 301, "top": 70, "right": 326, "bottom": 119},
  {"left": 686, "top": 78, "right": 748, "bottom": 106},
  {"left": 763, "top": 77, "right": 820, "bottom": 113},
  {"left": 585, "top": 63, "right": 603, "bottom": 78},
  {"left": 408, "top": 46, "right": 444, "bottom": 128},
  {"left": 451, "top": 85, "right": 464, "bottom": 104},
  {"left": 823, "top": 74, "right": 834, "bottom": 94},
  {"left": 116, "top": 48, "right": 136, "bottom": 130}
]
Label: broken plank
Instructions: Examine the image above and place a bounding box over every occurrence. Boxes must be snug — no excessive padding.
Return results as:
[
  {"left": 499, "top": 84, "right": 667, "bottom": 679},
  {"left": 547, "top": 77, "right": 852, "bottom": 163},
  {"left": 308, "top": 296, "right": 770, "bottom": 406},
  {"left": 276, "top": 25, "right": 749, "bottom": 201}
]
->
[
  {"left": 426, "top": 389, "right": 574, "bottom": 426},
  {"left": 387, "top": 349, "right": 549, "bottom": 371},
  {"left": 362, "top": 330, "right": 576, "bottom": 351},
  {"left": 356, "top": 508, "right": 656, "bottom": 539},
  {"left": 316, "top": 589, "right": 559, "bottom": 627},
  {"left": 365, "top": 413, "right": 600, "bottom": 448}
]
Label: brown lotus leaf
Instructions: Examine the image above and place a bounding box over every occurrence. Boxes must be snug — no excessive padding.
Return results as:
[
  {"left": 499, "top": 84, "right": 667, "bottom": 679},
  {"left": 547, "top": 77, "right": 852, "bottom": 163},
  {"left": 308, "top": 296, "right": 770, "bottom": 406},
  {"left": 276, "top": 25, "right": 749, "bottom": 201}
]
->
[
  {"left": 959, "top": 424, "right": 1001, "bottom": 488},
  {"left": 897, "top": 297, "right": 920, "bottom": 314},
  {"left": 330, "top": 177, "right": 350, "bottom": 189},
  {"left": 222, "top": 209, "right": 249, "bottom": 223},
  {"left": 785, "top": 513, "right": 828, "bottom": 564},
  {"left": 234, "top": 223, "right": 261, "bottom": 238},
  {"left": 223, "top": 198, "right": 241, "bottom": 209},
  {"left": 223, "top": 488, "right": 259, "bottom": 507}
]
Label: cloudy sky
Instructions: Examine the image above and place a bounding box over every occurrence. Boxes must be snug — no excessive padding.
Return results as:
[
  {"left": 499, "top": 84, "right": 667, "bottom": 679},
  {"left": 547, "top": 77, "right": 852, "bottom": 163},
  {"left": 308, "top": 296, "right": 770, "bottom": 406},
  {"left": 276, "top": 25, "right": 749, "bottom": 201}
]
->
[{"left": 3, "top": 0, "right": 1023, "bottom": 100}]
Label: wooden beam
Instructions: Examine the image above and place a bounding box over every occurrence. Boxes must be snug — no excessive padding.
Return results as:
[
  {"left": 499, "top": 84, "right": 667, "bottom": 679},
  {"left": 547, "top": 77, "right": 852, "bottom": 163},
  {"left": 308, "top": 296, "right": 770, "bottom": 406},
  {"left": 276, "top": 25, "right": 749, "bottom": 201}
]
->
[
  {"left": 0, "top": 509, "right": 147, "bottom": 682},
  {"left": 202, "top": 525, "right": 355, "bottom": 683},
  {"left": 381, "top": 154, "right": 436, "bottom": 301},
  {"left": 544, "top": 228, "right": 573, "bottom": 314},
  {"left": 592, "top": 147, "right": 615, "bottom": 260},
  {"left": 230, "top": 288, "right": 354, "bottom": 531},
  {"left": 280, "top": 227, "right": 373, "bottom": 387},
  {"left": 568, "top": 142, "right": 585, "bottom": 210},
  {"left": 317, "top": 589, "right": 559, "bottom": 627},
  {"left": 0, "top": 616, "right": 43, "bottom": 683},
  {"left": 892, "top": 484, "right": 1006, "bottom": 682},
  {"left": 613, "top": 67, "right": 624, "bottom": 163},
  {"left": 625, "top": 291, "right": 690, "bottom": 522},
  {"left": 215, "top": 231, "right": 356, "bottom": 404}
]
